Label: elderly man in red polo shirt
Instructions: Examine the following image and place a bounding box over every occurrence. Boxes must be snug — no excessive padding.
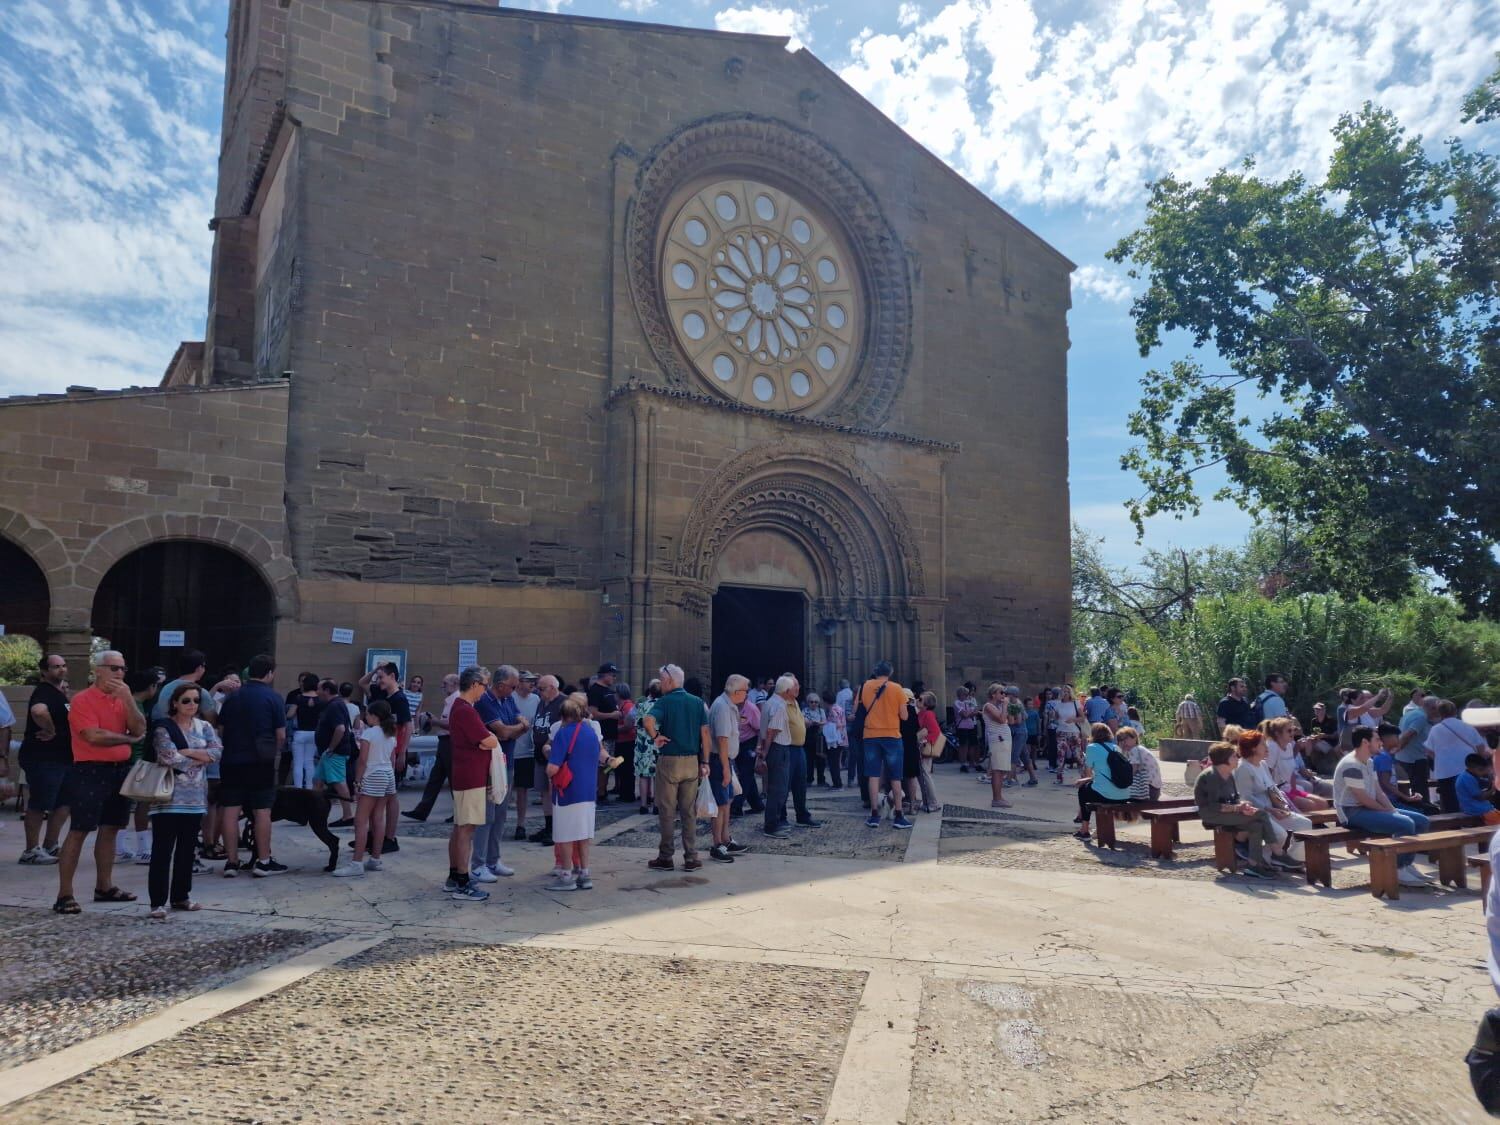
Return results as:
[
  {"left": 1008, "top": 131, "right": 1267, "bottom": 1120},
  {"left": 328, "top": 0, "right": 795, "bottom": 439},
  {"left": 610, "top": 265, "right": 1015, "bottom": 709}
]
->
[{"left": 53, "top": 650, "right": 147, "bottom": 914}]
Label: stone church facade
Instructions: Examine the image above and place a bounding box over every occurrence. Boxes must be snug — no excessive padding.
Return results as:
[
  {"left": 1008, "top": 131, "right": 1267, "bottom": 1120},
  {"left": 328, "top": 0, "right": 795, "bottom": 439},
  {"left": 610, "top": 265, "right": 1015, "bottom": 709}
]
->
[{"left": 0, "top": 0, "right": 1072, "bottom": 696}]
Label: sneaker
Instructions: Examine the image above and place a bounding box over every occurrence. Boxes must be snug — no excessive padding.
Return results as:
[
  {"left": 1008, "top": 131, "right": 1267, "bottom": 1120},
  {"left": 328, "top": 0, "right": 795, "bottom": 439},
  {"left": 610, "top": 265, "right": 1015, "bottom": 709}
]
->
[
  {"left": 546, "top": 872, "right": 578, "bottom": 892},
  {"left": 762, "top": 827, "right": 791, "bottom": 839},
  {"left": 382, "top": 838, "right": 400, "bottom": 854},
  {"left": 1397, "top": 866, "right": 1430, "bottom": 887},
  {"left": 892, "top": 814, "right": 913, "bottom": 830},
  {"left": 647, "top": 857, "right": 675, "bottom": 871},
  {"left": 1024, "top": 779, "right": 1039, "bottom": 787},
  {"left": 490, "top": 861, "right": 515, "bottom": 877},
  {"left": 44, "top": 844, "right": 60, "bottom": 858},
  {"left": 442, "top": 875, "right": 461, "bottom": 893},
  {"left": 794, "top": 818, "right": 822, "bottom": 828},
  {"left": 513, "top": 827, "right": 526, "bottom": 841},
  {"left": 1267, "top": 852, "right": 1303, "bottom": 871},
  {"left": 725, "top": 840, "right": 750, "bottom": 854},
  {"left": 192, "top": 858, "right": 209, "bottom": 875},
  {"left": 683, "top": 858, "right": 703, "bottom": 871},
  {"left": 332, "top": 860, "right": 365, "bottom": 878},
  {"left": 471, "top": 866, "right": 499, "bottom": 884},
  {"left": 252, "top": 858, "right": 288, "bottom": 878},
  {"left": 19, "top": 847, "right": 58, "bottom": 865},
  {"left": 401, "top": 810, "right": 427, "bottom": 822},
  {"left": 451, "top": 883, "right": 490, "bottom": 902},
  {"left": 575, "top": 871, "right": 594, "bottom": 890},
  {"left": 959, "top": 765, "right": 969, "bottom": 773},
  {"left": 1073, "top": 830, "right": 1092, "bottom": 841},
  {"left": 529, "top": 829, "right": 554, "bottom": 846},
  {"left": 363, "top": 857, "right": 384, "bottom": 872},
  {"left": 991, "top": 799, "right": 1012, "bottom": 809},
  {"left": 865, "top": 815, "right": 881, "bottom": 828},
  {"left": 222, "top": 861, "right": 240, "bottom": 878},
  {"left": 710, "top": 844, "right": 735, "bottom": 863},
  {"left": 135, "top": 852, "right": 152, "bottom": 866},
  {"left": 639, "top": 805, "right": 650, "bottom": 815},
  {"left": 1242, "top": 865, "right": 1279, "bottom": 879}
]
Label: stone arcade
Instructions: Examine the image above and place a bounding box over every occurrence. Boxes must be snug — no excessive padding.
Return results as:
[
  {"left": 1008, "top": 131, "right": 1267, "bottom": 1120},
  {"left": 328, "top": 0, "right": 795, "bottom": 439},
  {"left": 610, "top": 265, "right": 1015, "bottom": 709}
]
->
[{"left": 0, "top": 0, "right": 1073, "bottom": 695}]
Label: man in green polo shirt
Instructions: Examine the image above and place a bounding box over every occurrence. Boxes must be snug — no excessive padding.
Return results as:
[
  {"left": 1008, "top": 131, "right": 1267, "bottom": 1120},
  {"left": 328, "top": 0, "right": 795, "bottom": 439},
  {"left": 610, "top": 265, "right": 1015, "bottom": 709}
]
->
[{"left": 642, "top": 663, "right": 710, "bottom": 872}]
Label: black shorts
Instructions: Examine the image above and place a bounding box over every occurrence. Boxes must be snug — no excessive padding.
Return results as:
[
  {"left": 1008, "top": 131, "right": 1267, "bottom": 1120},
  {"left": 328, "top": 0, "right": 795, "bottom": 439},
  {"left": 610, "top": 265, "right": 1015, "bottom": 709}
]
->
[
  {"left": 18, "top": 752, "right": 70, "bottom": 813},
  {"left": 218, "top": 761, "right": 277, "bottom": 811},
  {"left": 60, "top": 761, "right": 131, "bottom": 834},
  {"left": 513, "top": 756, "right": 536, "bottom": 789},
  {"left": 957, "top": 727, "right": 978, "bottom": 748}
]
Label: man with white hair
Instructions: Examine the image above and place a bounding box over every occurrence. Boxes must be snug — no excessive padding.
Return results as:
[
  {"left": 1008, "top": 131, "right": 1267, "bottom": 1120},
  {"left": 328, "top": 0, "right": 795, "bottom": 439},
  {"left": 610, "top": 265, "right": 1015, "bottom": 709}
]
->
[
  {"left": 706, "top": 675, "right": 752, "bottom": 862},
  {"left": 758, "top": 674, "right": 821, "bottom": 838},
  {"left": 52, "top": 650, "right": 147, "bottom": 914},
  {"left": 642, "top": 663, "right": 711, "bottom": 871}
]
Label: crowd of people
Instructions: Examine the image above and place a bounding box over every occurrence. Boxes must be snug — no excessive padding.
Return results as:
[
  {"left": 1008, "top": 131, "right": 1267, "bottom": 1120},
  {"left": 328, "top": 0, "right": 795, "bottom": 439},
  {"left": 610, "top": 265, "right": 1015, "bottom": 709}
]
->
[{"left": 5, "top": 648, "right": 1498, "bottom": 912}]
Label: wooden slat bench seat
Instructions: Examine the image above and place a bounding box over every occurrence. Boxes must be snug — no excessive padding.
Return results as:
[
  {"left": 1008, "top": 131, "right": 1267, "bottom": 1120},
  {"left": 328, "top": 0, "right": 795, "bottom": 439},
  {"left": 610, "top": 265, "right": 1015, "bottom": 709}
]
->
[
  {"left": 1140, "top": 806, "right": 1204, "bottom": 860},
  {"left": 1292, "top": 813, "right": 1480, "bottom": 888},
  {"left": 1090, "top": 798, "right": 1195, "bottom": 849},
  {"left": 1352, "top": 826, "right": 1496, "bottom": 899},
  {"left": 1472, "top": 854, "right": 1492, "bottom": 905}
]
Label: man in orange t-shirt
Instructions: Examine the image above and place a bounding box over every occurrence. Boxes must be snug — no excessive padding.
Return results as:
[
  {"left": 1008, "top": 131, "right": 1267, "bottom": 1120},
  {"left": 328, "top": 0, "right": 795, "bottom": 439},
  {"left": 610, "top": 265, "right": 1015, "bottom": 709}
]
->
[
  {"left": 54, "top": 650, "right": 146, "bottom": 914},
  {"left": 858, "top": 661, "right": 911, "bottom": 830}
]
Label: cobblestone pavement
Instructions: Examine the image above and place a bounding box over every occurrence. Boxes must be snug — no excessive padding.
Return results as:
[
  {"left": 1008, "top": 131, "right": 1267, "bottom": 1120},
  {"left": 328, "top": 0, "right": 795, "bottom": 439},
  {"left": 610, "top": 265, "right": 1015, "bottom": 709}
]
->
[
  {"left": 599, "top": 807, "right": 912, "bottom": 862},
  {"left": 0, "top": 908, "right": 331, "bottom": 1070},
  {"left": 908, "top": 977, "right": 1478, "bottom": 1123},
  {"left": 5, "top": 942, "right": 866, "bottom": 1124}
]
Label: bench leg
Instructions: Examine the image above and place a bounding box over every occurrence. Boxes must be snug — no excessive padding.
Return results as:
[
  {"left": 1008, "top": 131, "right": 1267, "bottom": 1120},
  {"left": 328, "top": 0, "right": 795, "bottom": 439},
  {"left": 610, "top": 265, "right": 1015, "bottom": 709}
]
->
[
  {"left": 1438, "top": 847, "right": 1466, "bottom": 889},
  {"left": 1150, "top": 818, "right": 1174, "bottom": 860},
  {"left": 1096, "top": 809, "right": 1117, "bottom": 850},
  {"left": 1483, "top": 866, "right": 1493, "bottom": 904},
  {"left": 1368, "top": 851, "right": 1399, "bottom": 900},
  {"left": 1171, "top": 821, "right": 1181, "bottom": 844},
  {"left": 1214, "top": 829, "right": 1238, "bottom": 873},
  {"left": 1305, "top": 842, "right": 1332, "bottom": 888}
]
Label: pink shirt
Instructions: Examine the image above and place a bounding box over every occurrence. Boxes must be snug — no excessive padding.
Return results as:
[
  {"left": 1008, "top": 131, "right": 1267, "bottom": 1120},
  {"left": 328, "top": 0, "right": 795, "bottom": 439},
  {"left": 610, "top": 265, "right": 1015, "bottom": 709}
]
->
[{"left": 737, "top": 698, "right": 761, "bottom": 744}]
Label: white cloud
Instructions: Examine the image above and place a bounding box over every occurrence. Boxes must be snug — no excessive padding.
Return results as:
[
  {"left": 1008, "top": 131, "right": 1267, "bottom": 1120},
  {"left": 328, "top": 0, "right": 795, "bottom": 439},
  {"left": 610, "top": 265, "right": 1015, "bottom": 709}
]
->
[
  {"left": 617, "top": 0, "right": 658, "bottom": 11},
  {"left": 1073, "top": 264, "right": 1131, "bottom": 304},
  {"left": 0, "top": 0, "right": 219, "bottom": 396},
  {"left": 839, "top": 0, "right": 1500, "bottom": 210},
  {"left": 512, "top": 0, "right": 574, "bottom": 11},
  {"left": 714, "top": 5, "right": 811, "bottom": 51}
]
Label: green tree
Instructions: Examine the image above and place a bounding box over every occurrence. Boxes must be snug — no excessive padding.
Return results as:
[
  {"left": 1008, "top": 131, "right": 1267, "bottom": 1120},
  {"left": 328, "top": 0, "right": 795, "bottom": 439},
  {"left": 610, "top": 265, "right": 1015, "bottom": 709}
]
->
[{"left": 1107, "top": 62, "right": 1500, "bottom": 612}]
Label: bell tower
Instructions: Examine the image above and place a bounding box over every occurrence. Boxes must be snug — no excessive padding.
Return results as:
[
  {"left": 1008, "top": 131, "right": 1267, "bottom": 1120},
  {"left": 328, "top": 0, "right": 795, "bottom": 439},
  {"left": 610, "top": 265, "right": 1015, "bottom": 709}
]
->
[{"left": 204, "top": 0, "right": 290, "bottom": 383}]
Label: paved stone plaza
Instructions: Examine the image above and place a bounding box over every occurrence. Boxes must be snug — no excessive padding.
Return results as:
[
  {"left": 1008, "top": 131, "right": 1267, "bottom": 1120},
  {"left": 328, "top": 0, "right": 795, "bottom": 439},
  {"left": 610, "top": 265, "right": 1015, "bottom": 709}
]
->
[{"left": 0, "top": 761, "right": 1488, "bottom": 1121}]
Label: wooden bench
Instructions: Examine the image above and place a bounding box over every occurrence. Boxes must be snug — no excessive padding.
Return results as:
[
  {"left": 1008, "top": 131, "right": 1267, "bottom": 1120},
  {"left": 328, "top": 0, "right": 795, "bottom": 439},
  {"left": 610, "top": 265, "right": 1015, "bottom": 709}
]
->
[
  {"left": 1472, "top": 854, "right": 1492, "bottom": 906},
  {"left": 1353, "top": 827, "right": 1496, "bottom": 899},
  {"left": 1139, "top": 806, "right": 1205, "bottom": 859},
  {"left": 1090, "top": 798, "right": 1195, "bottom": 849},
  {"left": 1293, "top": 813, "right": 1482, "bottom": 889}
]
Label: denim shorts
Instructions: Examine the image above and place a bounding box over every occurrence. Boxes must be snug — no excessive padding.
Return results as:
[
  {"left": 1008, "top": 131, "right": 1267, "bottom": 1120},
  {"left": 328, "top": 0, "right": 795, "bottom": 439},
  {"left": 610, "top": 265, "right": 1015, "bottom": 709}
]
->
[
  {"left": 862, "top": 737, "right": 903, "bottom": 781},
  {"left": 708, "top": 754, "right": 734, "bottom": 806},
  {"left": 18, "top": 753, "right": 70, "bottom": 813}
]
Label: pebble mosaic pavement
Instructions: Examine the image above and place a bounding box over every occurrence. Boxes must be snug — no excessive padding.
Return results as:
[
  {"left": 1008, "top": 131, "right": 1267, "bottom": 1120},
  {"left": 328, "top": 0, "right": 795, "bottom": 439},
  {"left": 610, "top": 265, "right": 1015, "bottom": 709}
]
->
[
  {"left": 0, "top": 908, "right": 332, "bottom": 1070},
  {"left": 5, "top": 942, "right": 867, "bottom": 1124}
]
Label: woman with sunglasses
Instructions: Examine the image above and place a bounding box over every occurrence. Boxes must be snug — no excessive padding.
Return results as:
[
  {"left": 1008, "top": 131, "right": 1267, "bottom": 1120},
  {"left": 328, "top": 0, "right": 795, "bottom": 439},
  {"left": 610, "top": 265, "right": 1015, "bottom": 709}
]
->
[{"left": 147, "top": 681, "right": 222, "bottom": 920}]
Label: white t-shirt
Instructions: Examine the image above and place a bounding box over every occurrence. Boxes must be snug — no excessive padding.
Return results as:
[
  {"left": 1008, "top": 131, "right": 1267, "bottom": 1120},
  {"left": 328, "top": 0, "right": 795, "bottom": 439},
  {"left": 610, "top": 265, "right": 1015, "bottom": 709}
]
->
[
  {"left": 835, "top": 687, "right": 853, "bottom": 717},
  {"left": 1233, "top": 760, "right": 1278, "bottom": 811},
  {"left": 1051, "top": 700, "right": 1081, "bottom": 733},
  {"left": 513, "top": 691, "right": 541, "bottom": 760},
  {"left": 1332, "top": 751, "right": 1379, "bottom": 825},
  {"left": 1427, "top": 718, "right": 1485, "bottom": 781},
  {"left": 358, "top": 728, "right": 397, "bottom": 772},
  {"left": 1264, "top": 737, "right": 1297, "bottom": 790}
]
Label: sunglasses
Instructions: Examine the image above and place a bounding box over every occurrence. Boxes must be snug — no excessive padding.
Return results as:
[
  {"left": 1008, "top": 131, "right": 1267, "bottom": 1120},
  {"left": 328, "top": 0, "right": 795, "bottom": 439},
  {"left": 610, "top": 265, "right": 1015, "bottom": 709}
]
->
[{"left": 180, "top": 696, "right": 201, "bottom": 705}]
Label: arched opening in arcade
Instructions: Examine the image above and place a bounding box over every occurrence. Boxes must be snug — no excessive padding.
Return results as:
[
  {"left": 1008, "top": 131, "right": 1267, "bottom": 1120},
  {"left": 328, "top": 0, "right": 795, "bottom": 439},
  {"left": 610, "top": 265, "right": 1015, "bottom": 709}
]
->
[
  {"left": 91, "top": 540, "right": 276, "bottom": 675},
  {"left": 0, "top": 538, "right": 51, "bottom": 667},
  {"left": 709, "top": 528, "right": 814, "bottom": 695}
]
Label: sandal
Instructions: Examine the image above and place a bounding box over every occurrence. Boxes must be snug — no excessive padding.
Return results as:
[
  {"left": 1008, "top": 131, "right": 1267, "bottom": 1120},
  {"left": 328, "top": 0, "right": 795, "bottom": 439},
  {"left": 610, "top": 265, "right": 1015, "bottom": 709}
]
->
[
  {"left": 93, "top": 886, "right": 137, "bottom": 903},
  {"left": 148, "top": 907, "right": 169, "bottom": 922},
  {"left": 171, "top": 900, "right": 202, "bottom": 912},
  {"left": 52, "top": 896, "right": 81, "bottom": 915},
  {"left": 201, "top": 845, "right": 227, "bottom": 861}
]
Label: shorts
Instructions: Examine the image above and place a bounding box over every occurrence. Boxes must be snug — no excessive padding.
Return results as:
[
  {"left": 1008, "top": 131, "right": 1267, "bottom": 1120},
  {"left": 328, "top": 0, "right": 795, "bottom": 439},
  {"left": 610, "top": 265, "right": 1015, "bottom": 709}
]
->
[
  {"left": 862, "top": 736, "right": 903, "bottom": 781},
  {"left": 316, "top": 753, "right": 348, "bottom": 786},
  {"left": 17, "top": 753, "right": 70, "bottom": 813},
  {"left": 957, "top": 726, "right": 978, "bottom": 748},
  {"left": 513, "top": 756, "right": 536, "bottom": 789},
  {"left": 59, "top": 760, "right": 131, "bottom": 834},
  {"left": 218, "top": 761, "right": 277, "bottom": 811},
  {"left": 452, "top": 787, "right": 487, "bottom": 826},
  {"left": 708, "top": 754, "right": 734, "bottom": 807},
  {"left": 360, "top": 766, "right": 397, "bottom": 798}
]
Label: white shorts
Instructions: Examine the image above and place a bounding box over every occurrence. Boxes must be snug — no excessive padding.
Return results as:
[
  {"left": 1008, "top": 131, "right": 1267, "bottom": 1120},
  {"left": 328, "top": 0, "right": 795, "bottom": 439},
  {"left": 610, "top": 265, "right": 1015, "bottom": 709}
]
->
[{"left": 987, "top": 730, "right": 1013, "bottom": 773}]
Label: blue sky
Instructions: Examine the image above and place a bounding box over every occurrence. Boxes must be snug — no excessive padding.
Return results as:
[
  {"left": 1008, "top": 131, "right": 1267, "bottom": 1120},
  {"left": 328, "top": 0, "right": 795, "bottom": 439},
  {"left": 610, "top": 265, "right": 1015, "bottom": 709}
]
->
[{"left": 1, "top": 0, "right": 1495, "bottom": 569}]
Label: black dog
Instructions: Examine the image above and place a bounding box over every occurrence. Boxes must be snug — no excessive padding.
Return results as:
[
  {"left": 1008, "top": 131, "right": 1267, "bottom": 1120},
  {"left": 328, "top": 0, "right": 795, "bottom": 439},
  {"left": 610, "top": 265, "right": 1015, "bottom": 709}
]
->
[{"left": 238, "top": 787, "right": 341, "bottom": 872}]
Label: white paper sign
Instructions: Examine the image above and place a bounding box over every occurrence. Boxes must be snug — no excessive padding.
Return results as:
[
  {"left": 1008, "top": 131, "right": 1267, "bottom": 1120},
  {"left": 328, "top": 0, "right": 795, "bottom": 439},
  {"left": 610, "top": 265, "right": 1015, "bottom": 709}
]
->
[
  {"left": 158, "top": 630, "right": 185, "bottom": 647},
  {"left": 458, "top": 639, "right": 478, "bottom": 670},
  {"left": 331, "top": 627, "right": 355, "bottom": 645},
  {"left": 0, "top": 624, "right": 6, "bottom": 635}
]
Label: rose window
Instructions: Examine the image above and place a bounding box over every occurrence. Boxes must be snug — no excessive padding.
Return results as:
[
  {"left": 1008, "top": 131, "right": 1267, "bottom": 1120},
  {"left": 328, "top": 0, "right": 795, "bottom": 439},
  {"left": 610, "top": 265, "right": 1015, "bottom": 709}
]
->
[{"left": 661, "top": 179, "right": 860, "bottom": 411}]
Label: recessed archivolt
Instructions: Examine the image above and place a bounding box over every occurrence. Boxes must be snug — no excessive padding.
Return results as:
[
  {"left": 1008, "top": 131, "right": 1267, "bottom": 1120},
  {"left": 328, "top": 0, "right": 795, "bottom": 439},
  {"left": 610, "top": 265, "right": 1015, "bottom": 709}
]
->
[{"left": 677, "top": 441, "right": 923, "bottom": 600}]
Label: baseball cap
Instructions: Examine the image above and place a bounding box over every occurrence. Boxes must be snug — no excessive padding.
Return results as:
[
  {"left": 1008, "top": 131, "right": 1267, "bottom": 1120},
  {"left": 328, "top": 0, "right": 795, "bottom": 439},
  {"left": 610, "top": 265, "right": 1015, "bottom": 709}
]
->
[
  {"left": 598, "top": 661, "right": 620, "bottom": 675},
  {"left": 519, "top": 670, "right": 538, "bottom": 683}
]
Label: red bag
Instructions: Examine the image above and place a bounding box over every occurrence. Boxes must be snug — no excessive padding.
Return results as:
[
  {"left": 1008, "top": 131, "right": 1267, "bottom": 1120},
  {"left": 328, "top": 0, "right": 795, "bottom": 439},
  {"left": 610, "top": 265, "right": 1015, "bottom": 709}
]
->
[{"left": 552, "top": 724, "right": 582, "bottom": 796}]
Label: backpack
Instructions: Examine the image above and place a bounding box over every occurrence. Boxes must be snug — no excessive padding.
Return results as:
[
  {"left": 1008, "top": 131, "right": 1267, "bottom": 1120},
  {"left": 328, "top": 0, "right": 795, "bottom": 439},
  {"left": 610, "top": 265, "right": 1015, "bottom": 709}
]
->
[
  {"left": 1250, "top": 690, "right": 1276, "bottom": 725},
  {"left": 1104, "top": 744, "right": 1134, "bottom": 790},
  {"left": 848, "top": 681, "right": 887, "bottom": 748}
]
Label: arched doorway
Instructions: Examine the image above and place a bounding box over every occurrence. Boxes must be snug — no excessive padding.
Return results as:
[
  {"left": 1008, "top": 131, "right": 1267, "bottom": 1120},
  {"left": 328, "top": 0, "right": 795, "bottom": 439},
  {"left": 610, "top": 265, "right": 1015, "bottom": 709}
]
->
[
  {"left": 91, "top": 541, "right": 276, "bottom": 674},
  {"left": 0, "top": 538, "right": 51, "bottom": 644},
  {"left": 709, "top": 527, "right": 816, "bottom": 693}
]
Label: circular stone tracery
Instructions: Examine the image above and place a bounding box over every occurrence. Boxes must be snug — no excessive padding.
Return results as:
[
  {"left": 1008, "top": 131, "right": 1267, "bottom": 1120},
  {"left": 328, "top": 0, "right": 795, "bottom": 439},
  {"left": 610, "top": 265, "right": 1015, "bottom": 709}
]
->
[{"left": 662, "top": 179, "right": 861, "bottom": 412}]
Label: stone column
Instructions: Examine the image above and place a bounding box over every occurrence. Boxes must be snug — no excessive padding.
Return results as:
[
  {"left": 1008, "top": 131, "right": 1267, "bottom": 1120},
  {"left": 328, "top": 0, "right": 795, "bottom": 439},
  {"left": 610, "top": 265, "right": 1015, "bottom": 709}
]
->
[{"left": 48, "top": 629, "right": 95, "bottom": 693}]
